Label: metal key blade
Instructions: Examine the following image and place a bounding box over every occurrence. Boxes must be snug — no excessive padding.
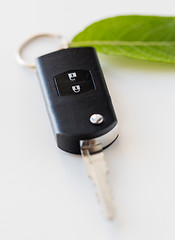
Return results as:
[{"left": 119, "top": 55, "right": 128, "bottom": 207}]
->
[{"left": 80, "top": 139, "right": 115, "bottom": 220}]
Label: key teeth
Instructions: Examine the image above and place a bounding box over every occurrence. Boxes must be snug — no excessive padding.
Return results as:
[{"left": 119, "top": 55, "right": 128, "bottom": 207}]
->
[
  {"left": 91, "top": 170, "right": 115, "bottom": 220},
  {"left": 107, "top": 208, "right": 115, "bottom": 220},
  {"left": 94, "top": 183, "right": 115, "bottom": 219},
  {"left": 94, "top": 191, "right": 115, "bottom": 220},
  {"left": 91, "top": 172, "right": 115, "bottom": 220}
]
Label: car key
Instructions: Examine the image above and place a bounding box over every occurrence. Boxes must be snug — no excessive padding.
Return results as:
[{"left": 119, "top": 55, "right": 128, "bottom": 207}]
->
[
  {"left": 35, "top": 47, "right": 119, "bottom": 219},
  {"left": 16, "top": 35, "right": 119, "bottom": 219}
]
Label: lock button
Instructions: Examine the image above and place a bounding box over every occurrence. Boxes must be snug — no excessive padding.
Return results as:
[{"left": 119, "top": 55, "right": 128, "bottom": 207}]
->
[{"left": 54, "top": 70, "right": 93, "bottom": 85}]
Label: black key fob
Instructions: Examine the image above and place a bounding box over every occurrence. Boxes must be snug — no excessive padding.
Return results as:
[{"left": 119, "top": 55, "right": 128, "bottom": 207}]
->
[{"left": 36, "top": 47, "right": 118, "bottom": 154}]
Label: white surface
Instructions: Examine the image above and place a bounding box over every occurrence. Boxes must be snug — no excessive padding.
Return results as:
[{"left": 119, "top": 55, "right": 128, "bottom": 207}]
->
[{"left": 1, "top": 0, "right": 175, "bottom": 239}]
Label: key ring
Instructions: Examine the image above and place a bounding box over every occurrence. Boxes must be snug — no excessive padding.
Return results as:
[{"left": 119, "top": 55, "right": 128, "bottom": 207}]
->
[{"left": 15, "top": 33, "right": 69, "bottom": 69}]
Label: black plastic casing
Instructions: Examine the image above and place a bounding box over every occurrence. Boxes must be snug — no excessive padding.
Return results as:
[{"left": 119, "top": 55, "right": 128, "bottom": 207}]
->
[{"left": 36, "top": 47, "right": 117, "bottom": 154}]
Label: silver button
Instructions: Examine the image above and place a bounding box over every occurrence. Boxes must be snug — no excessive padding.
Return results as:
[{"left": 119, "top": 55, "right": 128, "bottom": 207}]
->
[{"left": 90, "top": 114, "right": 104, "bottom": 124}]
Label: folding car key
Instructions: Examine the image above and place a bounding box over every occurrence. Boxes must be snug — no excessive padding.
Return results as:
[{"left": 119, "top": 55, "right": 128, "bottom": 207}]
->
[
  {"left": 35, "top": 47, "right": 119, "bottom": 219},
  {"left": 16, "top": 35, "right": 119, "bottom": 219}
]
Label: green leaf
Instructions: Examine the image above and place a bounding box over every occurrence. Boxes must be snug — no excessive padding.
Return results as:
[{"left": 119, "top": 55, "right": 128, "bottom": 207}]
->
[{"left": 70, "top": 15, "right": 175, "bottom": 63}]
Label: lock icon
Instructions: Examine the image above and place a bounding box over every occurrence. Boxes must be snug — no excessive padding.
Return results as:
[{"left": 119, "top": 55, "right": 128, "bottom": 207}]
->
[
  {"left": 68, "top": 72, "right": 77, "bottom": 81},
  {"left": 72, "top": 85, "right": 80, "bottom": 93}
]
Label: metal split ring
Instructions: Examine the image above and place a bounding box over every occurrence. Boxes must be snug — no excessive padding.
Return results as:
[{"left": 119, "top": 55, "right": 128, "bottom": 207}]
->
[{"left": 15, "top": 33, "right": 69, "bottom": 69}]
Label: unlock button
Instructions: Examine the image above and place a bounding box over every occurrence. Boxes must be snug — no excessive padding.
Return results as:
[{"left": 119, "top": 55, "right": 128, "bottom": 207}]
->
[
  {"left": 56, "top": 81, "right": 95, "bottom": 96},
  {"left": 72, "top": 85, "right": 81, "bottom": 93}
]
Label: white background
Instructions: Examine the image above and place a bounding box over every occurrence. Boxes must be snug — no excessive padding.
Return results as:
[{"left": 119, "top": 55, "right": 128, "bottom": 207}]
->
[{"left": 1, "top": 0, "right": 175, "bottom": 239}]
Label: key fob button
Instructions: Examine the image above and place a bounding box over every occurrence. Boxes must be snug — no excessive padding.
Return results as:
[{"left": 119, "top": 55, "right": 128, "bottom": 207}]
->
[
  {"left": 54, "top": 70, "right": 93, "bottom": 85},
  {"left": 56, "top": 80, "right": 95, "bottom": 96},
  {"left": 90, "top": 114, "right": 104, "bottom": 124}
]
